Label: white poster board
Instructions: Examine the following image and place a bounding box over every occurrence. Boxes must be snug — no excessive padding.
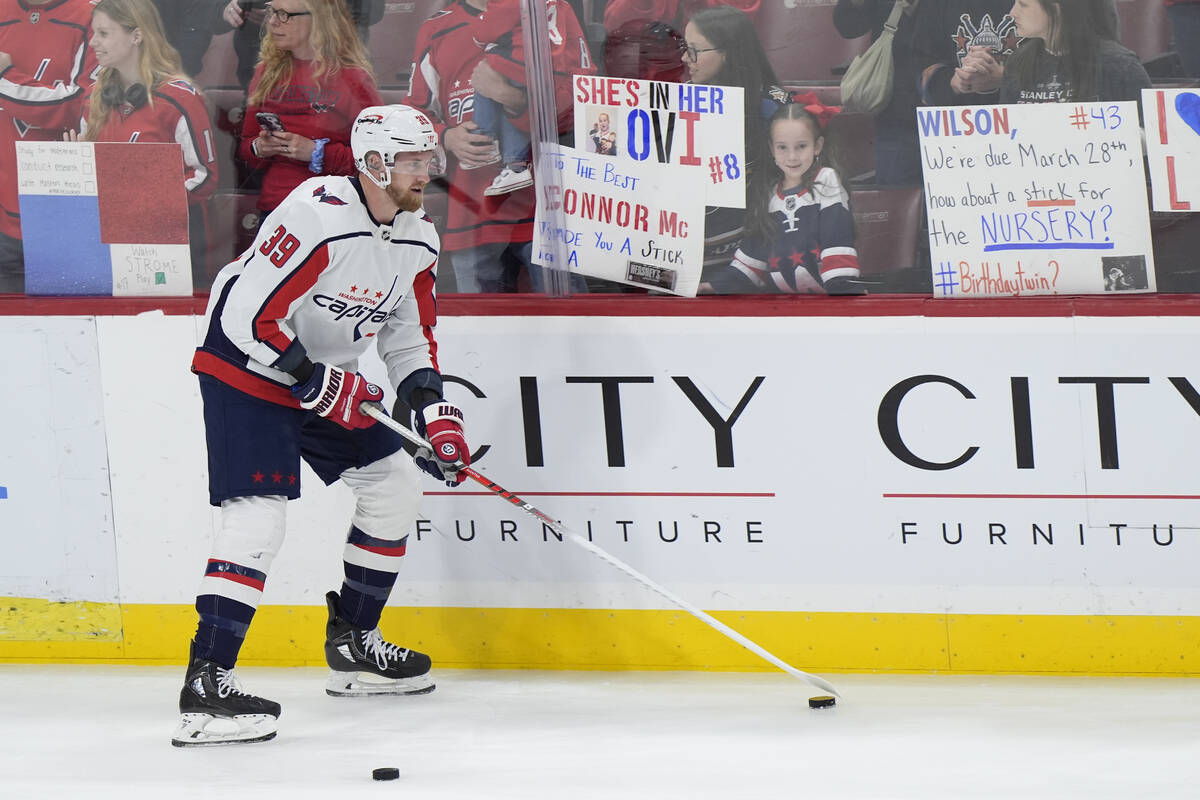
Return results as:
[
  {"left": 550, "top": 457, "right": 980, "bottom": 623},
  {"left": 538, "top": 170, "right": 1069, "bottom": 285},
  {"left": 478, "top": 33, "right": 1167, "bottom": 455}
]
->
[
  {"left": 918, "top": 102, "right": 1154, "bottom": 297},
  {"left": 1142, "top": 88, "right": 1200, "bottom": 212},
  {"left": 571, "top": 75, "right": 745, "bottom": 209},
  {"left": 533, "top": 145, "right": 705, "bottom": 295},
  {"left": 16, "top": 141, "right": 193, "bottom": 297}
]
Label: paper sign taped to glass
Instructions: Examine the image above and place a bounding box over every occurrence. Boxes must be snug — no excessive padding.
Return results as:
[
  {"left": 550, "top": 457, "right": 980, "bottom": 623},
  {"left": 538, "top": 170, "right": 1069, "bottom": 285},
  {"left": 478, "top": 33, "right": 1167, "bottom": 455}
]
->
[
  {"left": 917, "top": 101, "right": 1153, "bottom": 298},
  {"left": 532, "top": 145, "right": 705, "bottom": 296},
  {"left": 1142, "top": 88, "right": 1200, "bottom": 213},
  {"left": 16, "top": 141, "right": 192, "bottom": 296},
  {"left": 571, "top": 74, "right": 746, "bottom": 210}
]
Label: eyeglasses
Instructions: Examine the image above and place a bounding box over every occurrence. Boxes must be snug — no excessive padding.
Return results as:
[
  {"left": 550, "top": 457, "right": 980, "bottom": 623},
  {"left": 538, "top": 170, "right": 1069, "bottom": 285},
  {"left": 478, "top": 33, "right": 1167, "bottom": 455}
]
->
[
  {"left": 681, "top": 43, "right": 721, "bottom": 61},
  {"left": 266, "top": 6, "right": 312, "bottom": 23}
]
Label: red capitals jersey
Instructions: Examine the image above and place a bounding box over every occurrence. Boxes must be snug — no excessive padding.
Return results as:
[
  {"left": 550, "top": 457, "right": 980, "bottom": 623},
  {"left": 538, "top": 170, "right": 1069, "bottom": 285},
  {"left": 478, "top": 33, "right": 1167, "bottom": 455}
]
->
[
  {"left": 406, "top": 0, "right": 594, "bottom": 250},
  {"left": 0, "top": 0, "right": 100, "bottom": 239},
  {"left": 470, "top": 0, "right": 597, "bottom": 104},
  {"left": 240, "top": 61, "right": 382, "bottom": 212},
  {"left": 81, "top": 79, "right": 219, "bottom": 202}
]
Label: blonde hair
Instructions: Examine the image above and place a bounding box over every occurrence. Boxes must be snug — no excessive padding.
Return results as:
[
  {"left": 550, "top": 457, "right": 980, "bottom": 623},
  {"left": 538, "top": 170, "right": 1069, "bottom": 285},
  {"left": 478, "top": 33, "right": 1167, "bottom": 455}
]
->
[
  {"left": 248, "top": 0, "right": 375, "bottom": 106},
  {"left": 83, "top": 0, "right": 191, "bottom": 140}
]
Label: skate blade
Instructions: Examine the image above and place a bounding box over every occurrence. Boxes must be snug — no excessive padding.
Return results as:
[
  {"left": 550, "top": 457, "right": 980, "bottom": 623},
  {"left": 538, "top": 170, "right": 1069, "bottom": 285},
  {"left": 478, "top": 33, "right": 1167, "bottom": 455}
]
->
[
  {"left": 171, "top": 712, "right": 278, "bottom": 747},
  {"left": 325, "top": 670, "right": 436, "bottom": 697}
]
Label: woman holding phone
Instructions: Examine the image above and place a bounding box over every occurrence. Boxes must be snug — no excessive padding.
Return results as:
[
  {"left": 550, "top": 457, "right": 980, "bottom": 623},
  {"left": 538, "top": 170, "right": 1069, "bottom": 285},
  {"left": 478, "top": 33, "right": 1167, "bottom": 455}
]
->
[{"left": 239, "top": 0, "right": 381, "bottom": 217}]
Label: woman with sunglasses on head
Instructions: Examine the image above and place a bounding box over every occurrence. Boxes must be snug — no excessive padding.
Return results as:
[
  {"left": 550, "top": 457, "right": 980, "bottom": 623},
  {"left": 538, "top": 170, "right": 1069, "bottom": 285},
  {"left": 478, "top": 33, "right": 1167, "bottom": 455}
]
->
[
  {"left": 681, "top": 5, "right": 791, "bottom": 292},
  {"left": 239, "top": 0, "right": 382, "bottom": 218}
]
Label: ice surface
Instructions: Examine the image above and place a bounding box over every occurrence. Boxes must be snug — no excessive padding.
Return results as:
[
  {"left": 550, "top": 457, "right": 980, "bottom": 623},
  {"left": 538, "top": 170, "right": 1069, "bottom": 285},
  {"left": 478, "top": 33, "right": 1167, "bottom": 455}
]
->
[{"left": 2, "top": 665, "right": 1197, "bottom": 799}]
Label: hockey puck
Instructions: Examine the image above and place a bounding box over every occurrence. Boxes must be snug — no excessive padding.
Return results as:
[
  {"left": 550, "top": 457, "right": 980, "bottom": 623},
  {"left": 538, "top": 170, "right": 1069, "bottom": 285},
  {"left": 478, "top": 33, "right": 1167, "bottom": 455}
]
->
[
  {"left": 808, "top": 695, "right": 836, "bottom": 709},
  {"left": 372, "top": 767, "right": 400, "bottom": 781}
]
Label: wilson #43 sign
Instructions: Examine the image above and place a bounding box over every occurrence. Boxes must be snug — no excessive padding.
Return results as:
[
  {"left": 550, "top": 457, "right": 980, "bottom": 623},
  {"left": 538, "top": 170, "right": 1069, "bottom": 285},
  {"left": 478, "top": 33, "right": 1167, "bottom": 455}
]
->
[{"left": 917, "top": 102, "right": 1153, "bottom": 298}]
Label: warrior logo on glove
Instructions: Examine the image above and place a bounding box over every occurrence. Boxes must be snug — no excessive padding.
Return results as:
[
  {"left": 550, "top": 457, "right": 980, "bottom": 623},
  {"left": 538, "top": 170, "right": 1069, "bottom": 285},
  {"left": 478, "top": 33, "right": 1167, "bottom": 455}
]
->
[{"left": 292, "top": 363, "right": 383, "bottom": 430}]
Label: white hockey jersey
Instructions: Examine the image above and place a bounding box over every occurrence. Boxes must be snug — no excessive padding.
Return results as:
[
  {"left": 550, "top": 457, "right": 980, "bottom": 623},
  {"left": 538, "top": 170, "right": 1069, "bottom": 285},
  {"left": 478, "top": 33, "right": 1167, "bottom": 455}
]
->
[{"left": 193, "top": 176, "right": 441, "bottom": 407}]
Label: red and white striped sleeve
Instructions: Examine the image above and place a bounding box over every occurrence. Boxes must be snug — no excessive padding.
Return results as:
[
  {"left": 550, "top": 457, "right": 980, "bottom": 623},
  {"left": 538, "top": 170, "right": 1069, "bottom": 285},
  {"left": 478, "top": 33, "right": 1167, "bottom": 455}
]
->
[{"left": 162, "top": 80, "right": 219, "bottom": 200}]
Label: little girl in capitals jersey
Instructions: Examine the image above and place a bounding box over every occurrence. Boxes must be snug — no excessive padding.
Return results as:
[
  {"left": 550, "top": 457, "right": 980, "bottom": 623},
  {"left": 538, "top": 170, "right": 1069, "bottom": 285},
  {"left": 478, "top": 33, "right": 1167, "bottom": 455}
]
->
[{"left": 708, "top": 97, "right": 861, "bottom": 294}]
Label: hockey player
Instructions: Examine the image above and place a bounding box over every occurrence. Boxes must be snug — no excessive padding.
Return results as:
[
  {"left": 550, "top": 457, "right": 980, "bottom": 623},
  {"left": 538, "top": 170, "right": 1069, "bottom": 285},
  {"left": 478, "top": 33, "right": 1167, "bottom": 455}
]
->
[
  {"left": 0, "top": 0, "right": 99, "bottom": 292},
  {"left": 175, "top": 104, "right": 469, "bottom": 747}
]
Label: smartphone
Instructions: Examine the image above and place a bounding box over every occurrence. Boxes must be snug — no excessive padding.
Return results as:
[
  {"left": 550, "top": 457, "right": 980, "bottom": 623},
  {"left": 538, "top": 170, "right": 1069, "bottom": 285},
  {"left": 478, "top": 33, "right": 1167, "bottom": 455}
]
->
[{"left": 256, "top": 112, "right": 286, "bottom": 133}]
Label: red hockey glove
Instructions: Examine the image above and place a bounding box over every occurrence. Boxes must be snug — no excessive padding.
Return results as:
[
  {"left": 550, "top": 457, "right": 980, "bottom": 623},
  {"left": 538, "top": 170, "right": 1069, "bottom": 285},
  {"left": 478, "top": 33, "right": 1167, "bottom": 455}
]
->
[
  {"left": 291, "top": 363, "right": 384, "bottom": 430},
  {"left": 414, "top": 401, "right": 470, "bottom": 486}
]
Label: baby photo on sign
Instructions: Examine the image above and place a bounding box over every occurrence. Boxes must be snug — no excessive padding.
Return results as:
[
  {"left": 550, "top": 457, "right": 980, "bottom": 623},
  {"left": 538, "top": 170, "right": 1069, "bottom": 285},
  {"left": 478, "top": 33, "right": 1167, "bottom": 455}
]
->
[
  {"left": 586, "top": 109, "right": 619, "bottom": 156},
  {"left": 1101, "top": 256, "right": 1148, "bottom": 292}
]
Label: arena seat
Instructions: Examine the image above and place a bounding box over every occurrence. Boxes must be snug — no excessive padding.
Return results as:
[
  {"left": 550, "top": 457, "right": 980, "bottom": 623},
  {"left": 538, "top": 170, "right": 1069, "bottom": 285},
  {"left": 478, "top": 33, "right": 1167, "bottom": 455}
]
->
[
  {"left": 850, "top": 186, "right": 924, "bottom": 277},
  {"left": 203, "top": 191, "right": 261, "bottom": 283},
  {"left": 1152, "top": 213, "right": 1200, "bottom": 292},
  {"left": 369, "top": 0, "right": 452, "bottom": 88},
  {"left": 1114, "top": 0, "right": 1183, "bottom": 78},
  {"left": 195, "top": 30, "right": 239, "bottom": 89},
  {"left": 756, "top": 0, "right": 869, "bottom": 85},
  {"left": 825, "top": 112, "right": 875, "bottom": 184}
]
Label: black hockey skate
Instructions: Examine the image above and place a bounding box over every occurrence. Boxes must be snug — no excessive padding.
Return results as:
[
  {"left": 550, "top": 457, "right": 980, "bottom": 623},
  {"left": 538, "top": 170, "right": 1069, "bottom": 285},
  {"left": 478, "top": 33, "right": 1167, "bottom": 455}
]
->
[
  {"left": 171, "top": 643, "right": 281, "bottom": 747},
  {"left": 323, "top": 590, "right": 435, "bottom": 697}
]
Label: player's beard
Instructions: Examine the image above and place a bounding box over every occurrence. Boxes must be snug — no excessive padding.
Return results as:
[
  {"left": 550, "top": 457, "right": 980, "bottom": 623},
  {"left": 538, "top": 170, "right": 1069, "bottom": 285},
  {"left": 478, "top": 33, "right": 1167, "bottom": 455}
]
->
[{"left": 386, "top": 181, "right": 423, "bottom": 213}]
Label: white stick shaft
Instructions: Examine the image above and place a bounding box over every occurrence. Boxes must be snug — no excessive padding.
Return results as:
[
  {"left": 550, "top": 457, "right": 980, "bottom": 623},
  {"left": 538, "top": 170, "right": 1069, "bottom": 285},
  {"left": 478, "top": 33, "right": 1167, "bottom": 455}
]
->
[
  {"left": 363, "top": 403, "right": 838, "bottom": 696},
  {"left": 566, "top": 533, "right": 839, "bottom": 696}
]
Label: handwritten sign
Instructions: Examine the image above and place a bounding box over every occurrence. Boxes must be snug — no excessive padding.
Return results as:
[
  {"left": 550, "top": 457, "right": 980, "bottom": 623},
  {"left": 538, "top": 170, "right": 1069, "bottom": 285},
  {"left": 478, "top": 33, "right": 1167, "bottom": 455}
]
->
[
  {"left": 918, "top": 102, "right": 1153, "bottom": 297},
  {"left": 572, "top": 75, "right": 745, "bottom": 209},
  {"left": 533, "top": 145, "right": 705, "bottom": 296},
  {"left": 17, "top": 141, "right": 192, "bottom": 296},
  {"left": 16, "top": 141, "right": 99, "bottom": 196},
  {"left": 1142, "top": 88, "right": 1200, "bottom": 213}
]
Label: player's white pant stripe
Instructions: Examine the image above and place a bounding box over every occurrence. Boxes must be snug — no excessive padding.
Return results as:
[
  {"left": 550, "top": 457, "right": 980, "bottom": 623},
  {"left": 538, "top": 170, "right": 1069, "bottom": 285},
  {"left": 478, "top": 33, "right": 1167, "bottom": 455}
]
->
[
  {"left": 198, "top": 575, "right": 264, "bottom": 607},
  {"left": 343, "top": 543, "right": 406, "bottom": 572}
]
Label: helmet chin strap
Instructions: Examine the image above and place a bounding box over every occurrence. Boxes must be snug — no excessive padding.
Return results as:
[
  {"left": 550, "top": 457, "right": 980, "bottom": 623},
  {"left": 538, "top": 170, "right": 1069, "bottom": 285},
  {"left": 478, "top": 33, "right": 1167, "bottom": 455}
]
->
[{"left": 364, "top": 163, "right": 392, "bottom": 190}]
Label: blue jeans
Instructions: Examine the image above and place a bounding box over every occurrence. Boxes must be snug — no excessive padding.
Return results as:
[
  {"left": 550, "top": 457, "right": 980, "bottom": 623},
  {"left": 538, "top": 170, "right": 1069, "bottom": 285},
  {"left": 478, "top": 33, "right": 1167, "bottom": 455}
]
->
[
  {"left": 449, "top": 240, "right": 588, "bottom": 294},
  {"left": 472, "top": 94, "right": 531, "bottom": 165},
  {"left": 1168, "top": 3, "right": 1200, "bottom": 79}
]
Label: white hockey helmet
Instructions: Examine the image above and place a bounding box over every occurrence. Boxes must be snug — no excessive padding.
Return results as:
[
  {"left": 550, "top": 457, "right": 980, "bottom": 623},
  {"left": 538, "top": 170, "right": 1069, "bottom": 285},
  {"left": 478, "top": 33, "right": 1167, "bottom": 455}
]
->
[{"left": 351, "top": 104, "right": 438, "bottom": 189}]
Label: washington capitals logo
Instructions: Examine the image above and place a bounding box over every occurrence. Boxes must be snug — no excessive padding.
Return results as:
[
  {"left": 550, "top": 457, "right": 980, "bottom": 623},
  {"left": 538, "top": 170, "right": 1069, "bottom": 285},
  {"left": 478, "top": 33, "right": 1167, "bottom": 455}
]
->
[{"left": 313, "top": 185, "right": 347, "bottom": 205}]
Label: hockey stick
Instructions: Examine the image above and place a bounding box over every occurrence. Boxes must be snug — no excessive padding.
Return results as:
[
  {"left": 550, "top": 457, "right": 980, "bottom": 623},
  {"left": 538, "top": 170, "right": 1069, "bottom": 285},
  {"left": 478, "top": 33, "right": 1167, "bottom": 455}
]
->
[{"left": 362, "top": 403, "right": 839, "bottom": 697}]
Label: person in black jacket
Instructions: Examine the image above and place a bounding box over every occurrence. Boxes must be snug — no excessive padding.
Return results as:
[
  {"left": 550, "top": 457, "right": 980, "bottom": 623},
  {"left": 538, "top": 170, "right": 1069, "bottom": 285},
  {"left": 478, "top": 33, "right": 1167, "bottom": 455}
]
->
[
  {"left": 912, "top": 0, "right": 1022, "bottom": 107},
  {"left": 1001, "top": 0, "right": 1149, "bottom": 103},
  {"left": 833, "top": 0, "right": 924, "bottom": 184}
]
